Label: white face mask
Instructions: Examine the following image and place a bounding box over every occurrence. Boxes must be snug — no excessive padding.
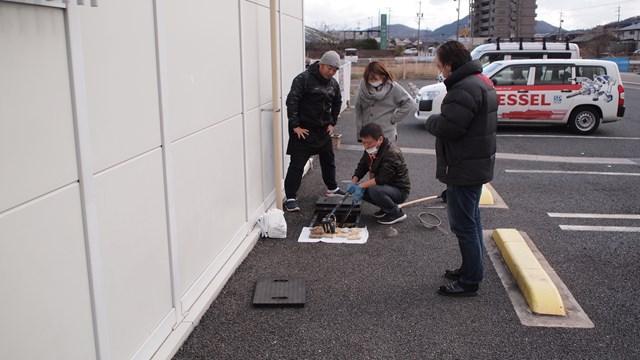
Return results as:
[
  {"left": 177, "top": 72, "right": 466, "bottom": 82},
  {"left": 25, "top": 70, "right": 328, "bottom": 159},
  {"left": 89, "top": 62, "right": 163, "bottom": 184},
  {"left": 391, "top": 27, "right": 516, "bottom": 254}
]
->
[
  {"left": 369, "top": 80, "right": 383, "bottom": 88},
  {"left": 366, "top": 147, "right": 378, "bottom": 155}
]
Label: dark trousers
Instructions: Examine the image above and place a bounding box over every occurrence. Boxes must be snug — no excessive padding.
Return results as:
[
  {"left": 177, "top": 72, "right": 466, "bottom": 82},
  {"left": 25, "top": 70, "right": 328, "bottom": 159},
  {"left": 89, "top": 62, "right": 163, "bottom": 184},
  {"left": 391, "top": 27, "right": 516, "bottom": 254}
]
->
[
  {"left": 363, "top": 185, "right": 408, "bottom": 214},
  {"left": 284, "top": 149, "right": 337, "bottom": 199},
  {"left": 446, "top": 184, "right": 484, "bottom": 285}
]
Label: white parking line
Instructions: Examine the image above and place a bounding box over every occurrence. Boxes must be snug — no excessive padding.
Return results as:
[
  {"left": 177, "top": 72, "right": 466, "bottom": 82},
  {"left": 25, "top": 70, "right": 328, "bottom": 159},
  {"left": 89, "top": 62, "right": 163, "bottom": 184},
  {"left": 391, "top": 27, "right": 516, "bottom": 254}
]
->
[
  {"left": 559, "top": 225, "right": 640, "bottom": 232},
  {"left": 342, "top": 144, "right": 638, "bottom": 166},
  {"left": 505, "top": 169, "right": 640, "bottom": 176},
  {"left": 498, "top": 134, "right": 640, "bottom": 141},
  {"left": 548, "top": 213, "right": 640, "bottom": 219}
]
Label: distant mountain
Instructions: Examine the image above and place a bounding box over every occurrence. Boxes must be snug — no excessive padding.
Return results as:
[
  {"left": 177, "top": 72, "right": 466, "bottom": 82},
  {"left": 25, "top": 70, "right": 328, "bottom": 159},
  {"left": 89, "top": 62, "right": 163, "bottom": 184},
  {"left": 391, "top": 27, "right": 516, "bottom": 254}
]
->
[
  {"left": 304, "top": 26, "right": 338, "bottom": 43},
  {"left": 430, "top": 17, "right": 471, "bottom": 40},
  {"left": 535, "top": 20, "right": 563, "bottom": 35},
  {"left": 375, "top": 17, "right": 565, "bottom": 41},
  {"left": 385, "top": 24, "right": 429, "bottom": 41}
]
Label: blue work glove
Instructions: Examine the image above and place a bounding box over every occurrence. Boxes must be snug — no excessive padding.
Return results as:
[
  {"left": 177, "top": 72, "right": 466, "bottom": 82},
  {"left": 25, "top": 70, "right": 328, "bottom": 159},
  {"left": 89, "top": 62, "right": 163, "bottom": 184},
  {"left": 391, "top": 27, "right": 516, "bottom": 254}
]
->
[
  {"left": 345, "top": 183, "right": 358, "bottom": 194},
  {"left": 352, "top": 186, "right": 365, "bottom": 203}
]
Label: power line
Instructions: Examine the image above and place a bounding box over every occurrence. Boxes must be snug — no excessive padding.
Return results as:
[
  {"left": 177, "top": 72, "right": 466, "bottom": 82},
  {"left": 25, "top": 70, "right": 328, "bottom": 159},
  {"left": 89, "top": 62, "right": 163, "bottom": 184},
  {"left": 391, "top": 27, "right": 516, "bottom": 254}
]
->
[{"left": 538, "top": 0, "right": 637, "bottom": 13}]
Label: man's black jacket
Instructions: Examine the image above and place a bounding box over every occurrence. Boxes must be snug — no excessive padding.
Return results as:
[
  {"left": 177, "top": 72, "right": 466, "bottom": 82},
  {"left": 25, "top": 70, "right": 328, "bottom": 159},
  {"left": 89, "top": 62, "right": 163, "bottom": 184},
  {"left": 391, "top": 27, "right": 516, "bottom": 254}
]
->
[{"left": 425, "top": 60, "right": 498, "bottom": 186}]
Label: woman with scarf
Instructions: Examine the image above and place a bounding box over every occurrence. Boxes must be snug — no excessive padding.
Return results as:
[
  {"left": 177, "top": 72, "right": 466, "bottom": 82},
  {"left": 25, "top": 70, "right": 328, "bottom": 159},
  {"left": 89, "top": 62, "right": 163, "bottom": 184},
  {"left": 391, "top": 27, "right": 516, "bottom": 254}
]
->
[{"left": 355, "top": 61, "right": 416, "bottom": 142}]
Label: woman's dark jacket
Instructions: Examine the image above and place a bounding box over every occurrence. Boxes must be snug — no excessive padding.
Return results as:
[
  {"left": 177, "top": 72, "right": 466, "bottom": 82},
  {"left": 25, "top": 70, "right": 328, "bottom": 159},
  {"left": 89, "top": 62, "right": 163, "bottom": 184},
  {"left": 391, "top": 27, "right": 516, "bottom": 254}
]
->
[
  {"left": 285, "top": 61, "right": 342, "bottom": 155},
  {"left": 353, "top": 138, "right": 411, "bottom": 195},
  {"left": 425, "top": 60, "right": 498, "bottom": 186}
]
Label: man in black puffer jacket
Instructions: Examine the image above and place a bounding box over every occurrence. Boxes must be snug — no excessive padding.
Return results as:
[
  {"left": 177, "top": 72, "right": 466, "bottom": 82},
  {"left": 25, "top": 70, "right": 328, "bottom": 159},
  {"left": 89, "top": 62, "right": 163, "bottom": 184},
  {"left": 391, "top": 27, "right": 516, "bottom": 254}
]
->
[
  {"left": 425, "top": 41, "right": 498, "bottom": 297},
  {"left": 283, "top": 51, "right": 345, "bottom": 212}
]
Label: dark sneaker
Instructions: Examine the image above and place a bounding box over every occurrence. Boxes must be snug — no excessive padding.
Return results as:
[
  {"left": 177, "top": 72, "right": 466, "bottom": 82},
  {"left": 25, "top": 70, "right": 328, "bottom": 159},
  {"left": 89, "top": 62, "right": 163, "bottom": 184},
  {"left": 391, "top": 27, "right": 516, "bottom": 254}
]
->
[
  {"left": 377, "top": 209, "right": 407, "bottom": 225},
  {"left": 437, "top": 281, "right": 478, "bottom": 297},
  {"left": 373, "top": 209, "right": 387, "bottom": 218},
  {"left": 326, "top": 188, "right": 347, "bottom": 197},
  {"left": 283, "top": 199, "right": 300, "bottom": 212},
  {"left": 444, "top": 269, "right": 461, "bottom": 280}
]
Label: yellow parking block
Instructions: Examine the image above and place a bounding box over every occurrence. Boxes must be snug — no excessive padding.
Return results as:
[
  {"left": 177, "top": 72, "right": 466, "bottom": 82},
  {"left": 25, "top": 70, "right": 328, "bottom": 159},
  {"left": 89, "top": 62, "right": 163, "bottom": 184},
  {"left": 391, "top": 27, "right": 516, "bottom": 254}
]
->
[
  {"left": 516, "top": 268, "right": 566, "bottom": 316},
  {"left": 480, "top": 184, "right": 494, "bottom": 205},
  {"left": 491, "top": 229, "right": 566, "bottom": 316},
  {"left": 492, "top": 228, "right": 524, "bottom": 254},
  {"left": 500, "top": 241, "right": 540, "bottom": 280}
]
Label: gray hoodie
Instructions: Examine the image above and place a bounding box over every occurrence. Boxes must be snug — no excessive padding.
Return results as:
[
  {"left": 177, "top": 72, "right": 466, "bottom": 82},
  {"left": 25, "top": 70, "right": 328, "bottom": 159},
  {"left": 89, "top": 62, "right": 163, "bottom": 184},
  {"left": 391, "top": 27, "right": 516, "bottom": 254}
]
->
[{"left": 355, "top": 80, "right": 416, "bottom": 141}]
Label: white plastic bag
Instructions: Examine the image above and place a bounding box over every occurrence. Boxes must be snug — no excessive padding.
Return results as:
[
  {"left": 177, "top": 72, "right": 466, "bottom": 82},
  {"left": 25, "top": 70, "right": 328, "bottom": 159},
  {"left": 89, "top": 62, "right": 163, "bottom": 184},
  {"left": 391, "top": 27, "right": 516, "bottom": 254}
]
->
[{"left": 257, "top": 208, "right": 287, "bottom": 238}]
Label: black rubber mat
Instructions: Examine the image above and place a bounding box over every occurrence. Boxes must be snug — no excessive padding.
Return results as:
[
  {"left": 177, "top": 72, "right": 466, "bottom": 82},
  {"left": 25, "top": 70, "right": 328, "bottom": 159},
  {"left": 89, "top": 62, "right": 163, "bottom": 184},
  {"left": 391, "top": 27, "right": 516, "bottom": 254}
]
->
[{"left": 252, "top": 277, "right": 306, "bottom": 307}]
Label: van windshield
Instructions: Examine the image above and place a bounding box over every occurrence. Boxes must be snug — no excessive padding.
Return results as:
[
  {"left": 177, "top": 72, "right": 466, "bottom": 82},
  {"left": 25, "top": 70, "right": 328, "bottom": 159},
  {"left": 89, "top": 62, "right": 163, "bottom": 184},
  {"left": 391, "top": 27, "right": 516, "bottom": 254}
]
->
[
  {"left": 470, "top": 47, "right": 483, "bottom": 60},
  {"left": 482, "top": 62, "right": 502, "bottom": 76}
]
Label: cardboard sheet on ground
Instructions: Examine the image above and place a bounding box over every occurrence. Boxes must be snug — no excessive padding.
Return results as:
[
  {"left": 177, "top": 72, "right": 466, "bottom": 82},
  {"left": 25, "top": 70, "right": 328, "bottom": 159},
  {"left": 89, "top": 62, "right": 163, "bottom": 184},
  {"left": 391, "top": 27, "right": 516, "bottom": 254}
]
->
[{"left": 298, "top": 226, "right": 369, "bottom": 244}]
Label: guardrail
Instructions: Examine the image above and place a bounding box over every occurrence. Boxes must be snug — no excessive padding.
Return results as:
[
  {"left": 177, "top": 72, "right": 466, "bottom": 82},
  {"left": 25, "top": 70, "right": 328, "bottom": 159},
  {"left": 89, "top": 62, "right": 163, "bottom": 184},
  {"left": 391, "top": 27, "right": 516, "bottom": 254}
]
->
[{"left": 597, "top": 57, "right": 640, "bottom": 72}]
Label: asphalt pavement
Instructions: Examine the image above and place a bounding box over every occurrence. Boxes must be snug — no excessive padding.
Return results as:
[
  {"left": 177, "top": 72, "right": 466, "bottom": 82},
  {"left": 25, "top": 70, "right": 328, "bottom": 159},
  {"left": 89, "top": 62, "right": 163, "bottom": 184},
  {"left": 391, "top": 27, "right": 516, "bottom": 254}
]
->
[{"left": 173, "top": 81, "right": 640, "bottom": 360}]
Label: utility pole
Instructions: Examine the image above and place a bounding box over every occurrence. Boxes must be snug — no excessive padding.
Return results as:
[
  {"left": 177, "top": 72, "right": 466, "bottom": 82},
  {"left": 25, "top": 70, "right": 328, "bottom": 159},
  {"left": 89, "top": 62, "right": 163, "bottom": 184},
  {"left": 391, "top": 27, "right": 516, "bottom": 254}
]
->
[
  {"left": 617, "top": 6, "right": 621, "bottom": 29},
  {"left": 469, "top": 0, "right": 474, "bottom": 42},
  {"left": 454, "top": 0, "right": 461, "bottom": 41},
  {"left": 387, "top": 7, "right": 391, "bottom": 27},
  {"left": 558, "top": 11, "right": 564, "bottom": 41},
  {"left": 417, "top": 1, "right": 424, "bottom": 52}
]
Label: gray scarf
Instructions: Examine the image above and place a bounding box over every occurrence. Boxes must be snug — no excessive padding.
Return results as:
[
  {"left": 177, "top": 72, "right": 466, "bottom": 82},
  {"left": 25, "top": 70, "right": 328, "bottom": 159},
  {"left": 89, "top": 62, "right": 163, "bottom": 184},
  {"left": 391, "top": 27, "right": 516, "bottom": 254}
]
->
[{"left": 357, "top": 79, "right": 393, "bottom": 105}]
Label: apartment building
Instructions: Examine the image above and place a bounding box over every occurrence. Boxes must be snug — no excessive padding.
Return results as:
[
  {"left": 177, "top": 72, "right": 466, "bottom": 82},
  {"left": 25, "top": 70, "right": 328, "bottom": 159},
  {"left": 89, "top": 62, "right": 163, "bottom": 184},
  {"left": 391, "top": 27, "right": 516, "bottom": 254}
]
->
[{"left": 472, "top": 0, "right": 537, "bottom": 39}]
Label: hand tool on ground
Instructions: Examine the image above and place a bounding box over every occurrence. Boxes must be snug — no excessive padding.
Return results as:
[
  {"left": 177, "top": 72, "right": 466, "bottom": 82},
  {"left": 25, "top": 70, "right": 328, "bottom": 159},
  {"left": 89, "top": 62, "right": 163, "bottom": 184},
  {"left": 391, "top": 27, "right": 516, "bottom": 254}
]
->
[
  {"left": 320, "top": 194, "right": 352, "bottom": 233},
  {"left": 398, "top": 194, "right": 441, "bottom": 209}
]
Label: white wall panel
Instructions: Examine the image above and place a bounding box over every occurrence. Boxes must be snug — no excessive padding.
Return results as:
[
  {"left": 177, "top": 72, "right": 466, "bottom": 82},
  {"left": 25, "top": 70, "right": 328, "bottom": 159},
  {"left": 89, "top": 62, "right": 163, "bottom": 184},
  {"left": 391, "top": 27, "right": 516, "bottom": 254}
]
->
[
  {"left": 279, "top": 13, "right": 305, "bottom": 171},
  {"left": 0, "top": 3, "right": 78, "bottom": 213},
  {"left": 250, "top": 0, "right": 270, "bottom": 9},
  {"left": 78, "top": 0, "right": 161, "bottom": 172},
  {"left": 241, "top": 1, "right": 273, "bottom": 109},
  {"left": 163, "top": 0, "right": 243, "bottom": 140},
  {"left": 260, "top": 108, "right": 276, "bottom": 197},
  {"left": 172, "top": 117, "right": 247, "bottom": 296},
  {"left": 0, "top": 185, "right": 96, "bottom": 360},
  {"left": 93, "top": 149, "right": 172, "bottom": 360},
  {"left": 281, "top": 0, "right": 303, "bottom": 19},
  {"left": 280, "top": 14, "right": 305, "bottom": 89},
  {"left": 243, "top": 108, "right": 266, "bottom": 212}
]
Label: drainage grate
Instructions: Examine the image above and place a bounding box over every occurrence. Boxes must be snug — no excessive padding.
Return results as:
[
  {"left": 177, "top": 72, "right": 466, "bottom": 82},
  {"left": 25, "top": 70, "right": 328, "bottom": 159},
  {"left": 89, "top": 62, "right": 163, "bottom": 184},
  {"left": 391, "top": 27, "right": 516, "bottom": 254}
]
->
[{"left": 252, "top": 277, "right": 306, "bottom": 307}]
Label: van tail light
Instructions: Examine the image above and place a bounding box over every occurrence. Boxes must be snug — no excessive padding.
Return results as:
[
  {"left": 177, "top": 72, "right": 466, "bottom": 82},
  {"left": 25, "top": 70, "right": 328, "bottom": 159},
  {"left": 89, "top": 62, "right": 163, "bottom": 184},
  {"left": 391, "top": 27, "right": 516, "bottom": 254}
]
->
[{"left": 618, "top": 84, "right": 625, "bottom": 107}]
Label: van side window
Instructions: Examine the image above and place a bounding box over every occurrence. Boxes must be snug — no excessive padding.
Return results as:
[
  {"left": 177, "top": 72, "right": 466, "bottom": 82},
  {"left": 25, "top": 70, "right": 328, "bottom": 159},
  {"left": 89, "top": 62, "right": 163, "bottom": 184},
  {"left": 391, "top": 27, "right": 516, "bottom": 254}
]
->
[
  {"left": 547, "top": 52, "right": 572, "bottom": 59},
  {"left": 510, "top": 52, "right": 544, "bottom": 60},
  {"left": 576, "top": 66, "right": 606, "bottom": 80},
  {"left": 491, "top": 66, "right": 529, "bottom": 86},
  {"left": 534, "top": 65, "right": 571, "bottom": 85}
]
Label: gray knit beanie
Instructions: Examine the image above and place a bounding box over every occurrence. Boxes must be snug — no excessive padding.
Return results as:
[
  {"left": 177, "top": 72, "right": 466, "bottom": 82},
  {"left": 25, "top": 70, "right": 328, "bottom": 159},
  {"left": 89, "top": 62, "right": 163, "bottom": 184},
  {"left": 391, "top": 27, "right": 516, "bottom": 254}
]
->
[{"left": 319, "top": 50, "right": 341, "bottom": 68}]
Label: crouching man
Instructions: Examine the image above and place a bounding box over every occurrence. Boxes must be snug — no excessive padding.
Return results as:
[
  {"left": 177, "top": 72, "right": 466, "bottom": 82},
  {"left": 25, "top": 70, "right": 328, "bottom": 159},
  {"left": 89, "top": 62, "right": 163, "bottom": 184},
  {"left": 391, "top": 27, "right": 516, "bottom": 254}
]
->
[{"left": 346, "top": 123, "right": 411, "bottom": 225}]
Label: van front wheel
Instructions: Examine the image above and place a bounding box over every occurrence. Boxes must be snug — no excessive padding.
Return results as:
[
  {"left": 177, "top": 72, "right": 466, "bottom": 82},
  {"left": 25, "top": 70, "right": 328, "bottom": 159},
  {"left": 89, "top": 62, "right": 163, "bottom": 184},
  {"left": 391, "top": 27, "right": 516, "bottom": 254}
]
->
[{"left": 568, "top": 107, "right": 600, "bottom": 134}]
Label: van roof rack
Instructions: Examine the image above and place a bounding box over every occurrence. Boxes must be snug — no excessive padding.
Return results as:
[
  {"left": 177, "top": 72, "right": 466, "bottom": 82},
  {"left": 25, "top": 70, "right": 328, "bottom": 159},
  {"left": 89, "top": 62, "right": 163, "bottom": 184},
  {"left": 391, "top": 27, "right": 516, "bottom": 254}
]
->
[{"left": 490, "top": 36, "right": 571, "bottom": 50}]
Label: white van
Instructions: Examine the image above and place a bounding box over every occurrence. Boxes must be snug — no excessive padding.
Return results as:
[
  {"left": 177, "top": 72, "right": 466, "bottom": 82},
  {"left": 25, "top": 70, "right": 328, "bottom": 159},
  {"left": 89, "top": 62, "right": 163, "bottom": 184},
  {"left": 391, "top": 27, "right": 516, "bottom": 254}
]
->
[
  {"left": 415, "top": 59, "right": 625, "bottom": 134},
  {"left": 344, "top": 48, "right": 358, "bottom": 63}
]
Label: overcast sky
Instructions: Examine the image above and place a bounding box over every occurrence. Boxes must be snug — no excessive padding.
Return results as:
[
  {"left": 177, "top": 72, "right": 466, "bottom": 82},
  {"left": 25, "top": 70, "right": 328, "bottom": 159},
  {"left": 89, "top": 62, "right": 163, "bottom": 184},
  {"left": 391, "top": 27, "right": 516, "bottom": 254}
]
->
[{"left": 304, "top": 0, "right": 640, "bottom": 32}]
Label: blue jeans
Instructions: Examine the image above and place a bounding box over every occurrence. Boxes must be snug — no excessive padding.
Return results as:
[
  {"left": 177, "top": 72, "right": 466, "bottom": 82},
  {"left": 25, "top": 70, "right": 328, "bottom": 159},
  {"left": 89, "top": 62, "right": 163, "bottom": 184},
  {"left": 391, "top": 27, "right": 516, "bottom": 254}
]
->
[
  {"left": 363, "top": 185, "right": 408, "bottom": 214},
  {"left": 446, "top": 184, "right": 484, "bottom": 285}
]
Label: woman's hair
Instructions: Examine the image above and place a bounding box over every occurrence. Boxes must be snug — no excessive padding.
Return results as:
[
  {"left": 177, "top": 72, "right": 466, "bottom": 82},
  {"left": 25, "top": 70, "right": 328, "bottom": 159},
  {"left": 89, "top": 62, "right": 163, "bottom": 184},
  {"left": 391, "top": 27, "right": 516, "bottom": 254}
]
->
[
  {"left": 363, "top": 61, "right": 395, "bottom": 85},
  {"left": 436, "top": 41, "right": 472, "bottom": 72},
  {"left": 360, "top": 123, "right": 384, "bottom": 140}
]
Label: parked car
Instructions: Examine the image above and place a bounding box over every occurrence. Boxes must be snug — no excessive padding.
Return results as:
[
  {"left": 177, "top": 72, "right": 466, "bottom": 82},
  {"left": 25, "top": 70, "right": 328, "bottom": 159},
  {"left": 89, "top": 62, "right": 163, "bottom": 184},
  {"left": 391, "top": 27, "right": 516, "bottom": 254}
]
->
[
  {"left": 632, "top": 49, "right": 640, "bottom": 56},
  {"left": 403, "top": 48, "right": 418, "bottom": 56},
  {"left": 415, "top": 59, "right": 625, "bottom": 134}
]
